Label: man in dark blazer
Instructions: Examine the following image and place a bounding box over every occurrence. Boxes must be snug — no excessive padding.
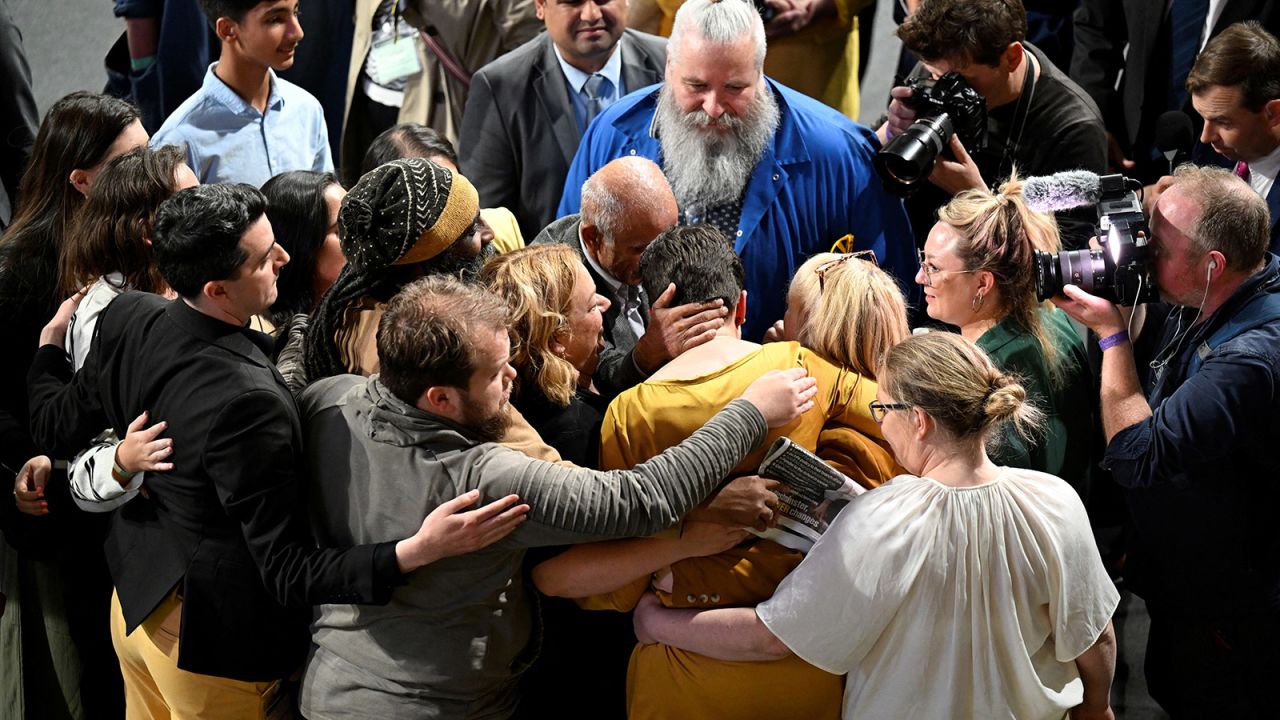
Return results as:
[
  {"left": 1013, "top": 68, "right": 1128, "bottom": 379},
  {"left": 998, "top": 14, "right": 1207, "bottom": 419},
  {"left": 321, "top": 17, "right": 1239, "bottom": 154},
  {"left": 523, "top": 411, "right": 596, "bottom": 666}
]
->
[
  {"left": 459, "top": 0, "right": 667, "bottom": 241},
  {"left": 27, "top": 184, "right": 516, "bottom": 713},
  {"left": 1143, "top": 22, "right": 1280, "bottom": 251},
  {"left": 532, "top": 156, "right": 725, "bottom": 397},
  {"left": 1072, "top": 0, "right": 1280, "bottom": 182}
]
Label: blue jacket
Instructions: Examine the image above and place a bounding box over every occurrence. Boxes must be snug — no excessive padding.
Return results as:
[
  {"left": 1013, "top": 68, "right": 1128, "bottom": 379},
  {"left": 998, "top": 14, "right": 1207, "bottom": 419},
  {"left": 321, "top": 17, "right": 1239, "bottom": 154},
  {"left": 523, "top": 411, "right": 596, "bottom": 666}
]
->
[
  {"left": 557, "top": 80, "right": 916, "bottom": 340},
  {"left": 1104, "top": 255, "right": 1280, "bottom": 620}
]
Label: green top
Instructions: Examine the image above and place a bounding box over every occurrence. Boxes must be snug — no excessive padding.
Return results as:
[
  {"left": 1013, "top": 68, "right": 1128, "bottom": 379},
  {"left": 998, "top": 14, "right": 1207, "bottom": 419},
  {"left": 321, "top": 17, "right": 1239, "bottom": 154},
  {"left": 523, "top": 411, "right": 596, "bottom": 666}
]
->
[{"left": 976, "top": 306, "right": 1093, "bottom": 495}]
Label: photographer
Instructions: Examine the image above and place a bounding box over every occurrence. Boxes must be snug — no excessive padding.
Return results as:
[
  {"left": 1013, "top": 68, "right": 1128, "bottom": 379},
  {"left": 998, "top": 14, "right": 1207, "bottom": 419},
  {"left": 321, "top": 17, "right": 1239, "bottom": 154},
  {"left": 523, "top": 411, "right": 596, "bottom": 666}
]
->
[
  {"left": 877, "top": 0, "right": 1106, "bottom": 249},
  {"left": 1052, "top": 164, "right": 1280, "bottom": 717}
]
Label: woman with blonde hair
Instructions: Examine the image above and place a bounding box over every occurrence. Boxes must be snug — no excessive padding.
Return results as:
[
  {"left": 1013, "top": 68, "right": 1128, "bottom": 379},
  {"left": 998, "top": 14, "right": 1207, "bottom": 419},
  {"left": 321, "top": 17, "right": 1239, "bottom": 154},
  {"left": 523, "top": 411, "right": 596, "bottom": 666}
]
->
[
  {"left": 479, "top": 243, "right": 610, "bottom": 466},
  {"left": 783, "top": 251, "right": 910, "bottom": 377},
  {"left": 916, "top": 175, "right": 1092, "bottom": 492},
  {"left": 634, "top": 331, "right": 1120, "bottom": 720},
  {"left": 531, "top": 227, "right": 911, "bottom": 719}
]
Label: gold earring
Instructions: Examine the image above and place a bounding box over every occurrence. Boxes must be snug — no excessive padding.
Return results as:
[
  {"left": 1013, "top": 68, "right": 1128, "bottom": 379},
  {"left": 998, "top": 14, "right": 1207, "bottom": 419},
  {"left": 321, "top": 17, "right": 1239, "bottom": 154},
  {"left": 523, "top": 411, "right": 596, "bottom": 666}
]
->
[{"left": 971, "top": 291, "right": 986, "bottom": 312}]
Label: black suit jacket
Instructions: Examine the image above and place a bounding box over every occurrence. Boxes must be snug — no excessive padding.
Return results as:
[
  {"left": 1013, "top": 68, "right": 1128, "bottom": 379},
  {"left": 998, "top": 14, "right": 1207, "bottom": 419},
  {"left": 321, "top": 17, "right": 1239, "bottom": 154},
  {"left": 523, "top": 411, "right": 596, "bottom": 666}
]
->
[
  {"left": 1072, "top": 0, "right": 1280, "bottom": 170},
  {"left": 532, "top": 214, "right": 647, "bottom": 398},
  {"left": 459, "top": 29, "right": 667, "bottom": 242},
  {"left": 28, "top": 294, "right": 399, "bottom": 681}
]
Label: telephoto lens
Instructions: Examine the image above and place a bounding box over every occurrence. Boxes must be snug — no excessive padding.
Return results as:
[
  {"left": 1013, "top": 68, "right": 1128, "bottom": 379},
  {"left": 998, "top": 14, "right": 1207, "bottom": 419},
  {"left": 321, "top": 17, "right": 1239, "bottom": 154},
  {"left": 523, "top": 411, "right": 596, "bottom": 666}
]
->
[
  {"left": 875, "top": 115, "right": 955, "bottom": 189},
  {"left": 874, "top": 73, "right": 987, "bottom": 196}
]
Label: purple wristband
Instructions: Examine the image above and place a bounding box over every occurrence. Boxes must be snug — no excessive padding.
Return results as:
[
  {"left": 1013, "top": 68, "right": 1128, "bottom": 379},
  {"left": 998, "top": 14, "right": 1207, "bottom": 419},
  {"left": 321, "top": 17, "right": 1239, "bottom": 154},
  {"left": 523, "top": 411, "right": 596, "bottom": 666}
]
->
[{"left": 1098, "top": 330, "right": 1129, "bottom": 351}]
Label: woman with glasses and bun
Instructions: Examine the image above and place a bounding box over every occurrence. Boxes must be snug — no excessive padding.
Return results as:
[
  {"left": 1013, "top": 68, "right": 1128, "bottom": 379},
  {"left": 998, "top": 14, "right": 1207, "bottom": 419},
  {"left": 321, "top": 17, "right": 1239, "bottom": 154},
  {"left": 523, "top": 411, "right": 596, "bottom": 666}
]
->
[
  {"left": 915, "top": 175, "right": 1093, "bottom": 495},
  {"left": 634, "top": 331, "right": 1121, "bottom": 720}
]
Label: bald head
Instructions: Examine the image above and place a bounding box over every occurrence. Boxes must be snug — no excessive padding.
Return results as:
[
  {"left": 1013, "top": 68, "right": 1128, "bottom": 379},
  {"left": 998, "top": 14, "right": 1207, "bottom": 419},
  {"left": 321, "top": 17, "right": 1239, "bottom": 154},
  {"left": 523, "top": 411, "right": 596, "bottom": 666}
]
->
[{"left": 580, "top": 157, "right": 679, "bottom": 285}]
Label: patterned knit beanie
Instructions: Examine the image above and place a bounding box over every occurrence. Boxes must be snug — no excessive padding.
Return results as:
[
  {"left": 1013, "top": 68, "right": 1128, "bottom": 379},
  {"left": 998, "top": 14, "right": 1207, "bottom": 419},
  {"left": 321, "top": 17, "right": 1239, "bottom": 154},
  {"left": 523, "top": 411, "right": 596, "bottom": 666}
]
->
[{"left": 338, "top": 158, "right": 479, "bottom": 270}]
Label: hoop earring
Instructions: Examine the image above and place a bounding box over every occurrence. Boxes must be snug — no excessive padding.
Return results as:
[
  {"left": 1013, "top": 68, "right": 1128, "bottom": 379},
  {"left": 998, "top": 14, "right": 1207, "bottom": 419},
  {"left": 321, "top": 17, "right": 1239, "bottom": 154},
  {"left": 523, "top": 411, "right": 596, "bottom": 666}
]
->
[{"left": 971, "top": 291, "right": 986, "bottom": 312}]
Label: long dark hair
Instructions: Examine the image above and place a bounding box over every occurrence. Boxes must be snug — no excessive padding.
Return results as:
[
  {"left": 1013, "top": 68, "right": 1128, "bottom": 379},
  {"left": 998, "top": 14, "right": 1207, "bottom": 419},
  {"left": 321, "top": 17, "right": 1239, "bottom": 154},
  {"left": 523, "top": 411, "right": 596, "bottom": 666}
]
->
[
  {"left": 0, "top": 92, "right": 141, "bottom": 310},
  {"left": 59, "top": 145, "right": 186, "bottom": 296},
  {"left": 261, "top": 170, "right": 341, "bottom": 326}
]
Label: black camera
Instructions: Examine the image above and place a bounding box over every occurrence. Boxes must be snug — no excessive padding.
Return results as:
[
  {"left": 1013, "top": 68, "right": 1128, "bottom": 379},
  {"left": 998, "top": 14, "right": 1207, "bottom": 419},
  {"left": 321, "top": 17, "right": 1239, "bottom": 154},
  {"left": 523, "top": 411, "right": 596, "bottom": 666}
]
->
[
  {"left": 874, "top": 72, "right": 988, "bottom": 196},
  {"left": 1033, "top": 174, "right": 1159, "bottom": 306}
]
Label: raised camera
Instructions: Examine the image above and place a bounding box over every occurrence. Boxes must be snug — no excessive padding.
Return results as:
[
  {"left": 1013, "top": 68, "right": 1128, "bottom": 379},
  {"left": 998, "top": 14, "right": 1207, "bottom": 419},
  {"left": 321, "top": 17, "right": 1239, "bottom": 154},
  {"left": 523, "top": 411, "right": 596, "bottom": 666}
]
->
[
  {"left": 874, "top": 72, "right": 988, "bottom": 196},
  {"left": 1034, "top": 174, "right": 1159, "bottom": 306}
]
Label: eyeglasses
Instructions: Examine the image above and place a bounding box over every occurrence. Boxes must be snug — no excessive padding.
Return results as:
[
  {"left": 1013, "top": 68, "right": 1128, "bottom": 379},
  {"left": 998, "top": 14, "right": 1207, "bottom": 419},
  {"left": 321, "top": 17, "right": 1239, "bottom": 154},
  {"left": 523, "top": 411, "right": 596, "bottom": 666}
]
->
[
  {"left": 868, "top": 401, "right": 912, "bottom": 423},
  {"left": 815, "top": 250, "right": 878, "bottom": 293},
  {"left": 917, "top": 249, "right": 975, "bottom": 288}
]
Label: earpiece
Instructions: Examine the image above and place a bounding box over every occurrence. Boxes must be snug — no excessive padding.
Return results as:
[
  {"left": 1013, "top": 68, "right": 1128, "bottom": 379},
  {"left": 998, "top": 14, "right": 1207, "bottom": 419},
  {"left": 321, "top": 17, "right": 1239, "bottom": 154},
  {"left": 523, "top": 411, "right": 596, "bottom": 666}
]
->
[{"left": 1209, "top": 259, "right": 1218, "bottom": 271}]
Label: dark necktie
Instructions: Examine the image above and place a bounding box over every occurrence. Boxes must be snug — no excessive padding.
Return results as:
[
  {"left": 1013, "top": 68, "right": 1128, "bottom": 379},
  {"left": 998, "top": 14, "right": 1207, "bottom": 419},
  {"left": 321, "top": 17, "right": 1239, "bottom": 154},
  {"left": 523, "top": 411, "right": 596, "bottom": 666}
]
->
[
  {"left": 583, "top": 74, "right": 610, "bottom": 130},
  {"left": 1168, "top": 0, "right": 1210, "bottom": 110},
  {"left": 611, "top": 284, "right": 641, "bottom": 351},
  {"left": 1235, "top": 161, "right": 1252, "bottom": 183}
]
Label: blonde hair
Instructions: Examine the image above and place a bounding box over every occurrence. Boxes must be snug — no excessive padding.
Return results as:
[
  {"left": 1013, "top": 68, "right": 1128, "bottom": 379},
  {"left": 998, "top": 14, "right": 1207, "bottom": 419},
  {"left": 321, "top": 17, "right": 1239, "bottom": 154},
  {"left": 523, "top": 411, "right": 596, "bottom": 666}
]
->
[
  {"left": 936, "top": 172, "right": 1066, "bottom": 382},
  {"left": 479, "top": 244, "right": 580, "bottom": 406},
  {"left": 789, "top": 253, "right": 909, "bottom": 379},
  {"left": 884, "top": 332, "right": 1043, "bottom": 447}
]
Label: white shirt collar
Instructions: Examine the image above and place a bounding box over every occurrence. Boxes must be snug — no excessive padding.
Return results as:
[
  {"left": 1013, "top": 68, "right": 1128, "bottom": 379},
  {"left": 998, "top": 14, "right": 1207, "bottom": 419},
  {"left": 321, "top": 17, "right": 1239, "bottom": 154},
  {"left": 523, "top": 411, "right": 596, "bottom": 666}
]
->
[
  {"left": 1246, "top": 143, "right": 1280, "bottom": 190},
  {"left": 553, "top": 39, "right": 625, "bottom": 97}
]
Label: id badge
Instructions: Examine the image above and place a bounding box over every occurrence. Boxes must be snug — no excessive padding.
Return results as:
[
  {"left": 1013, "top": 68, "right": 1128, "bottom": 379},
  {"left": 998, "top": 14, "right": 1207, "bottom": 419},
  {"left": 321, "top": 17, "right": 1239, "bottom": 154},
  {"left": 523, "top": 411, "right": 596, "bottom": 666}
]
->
[{"left": 367, "top": 34, "right": 422, "bottom": 85}]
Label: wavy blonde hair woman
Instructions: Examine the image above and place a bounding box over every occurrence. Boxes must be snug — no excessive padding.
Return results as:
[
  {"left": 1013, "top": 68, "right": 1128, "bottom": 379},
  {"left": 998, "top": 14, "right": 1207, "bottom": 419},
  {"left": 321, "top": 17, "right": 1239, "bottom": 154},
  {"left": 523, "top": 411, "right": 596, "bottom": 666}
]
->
[{"left": 785, "top": 252, "right": 910, "bottom": 379}]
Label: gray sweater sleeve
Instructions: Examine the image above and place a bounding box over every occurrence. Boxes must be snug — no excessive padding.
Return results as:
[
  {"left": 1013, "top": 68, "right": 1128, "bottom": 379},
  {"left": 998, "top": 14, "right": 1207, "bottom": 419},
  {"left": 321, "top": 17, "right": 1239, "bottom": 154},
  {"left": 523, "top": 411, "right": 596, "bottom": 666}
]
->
[{"left": 472, "top": 399, "right": 767, "bottom": 546}]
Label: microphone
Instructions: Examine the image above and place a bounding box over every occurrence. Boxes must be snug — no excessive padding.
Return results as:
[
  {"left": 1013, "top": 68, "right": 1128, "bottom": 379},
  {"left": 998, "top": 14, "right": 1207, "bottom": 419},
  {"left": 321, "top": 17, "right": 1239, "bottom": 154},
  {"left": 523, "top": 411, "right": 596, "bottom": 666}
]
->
[
  {"left": 1022, "top": 170, "right": 1103, "bottom": 212},
  {"left": 1155, "top": 110, "right": 1194, "bottom": 172}
]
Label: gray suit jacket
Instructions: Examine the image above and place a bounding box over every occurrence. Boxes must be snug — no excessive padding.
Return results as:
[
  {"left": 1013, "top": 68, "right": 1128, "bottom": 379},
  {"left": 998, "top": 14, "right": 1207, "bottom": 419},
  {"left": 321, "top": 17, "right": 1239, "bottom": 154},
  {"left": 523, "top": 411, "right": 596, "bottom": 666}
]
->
[
  {"left": 459, "top": 29, "right": 666, "bottom": 241},
  {"left": 532, "top": 215, "right": 647, "bottom": 398}
]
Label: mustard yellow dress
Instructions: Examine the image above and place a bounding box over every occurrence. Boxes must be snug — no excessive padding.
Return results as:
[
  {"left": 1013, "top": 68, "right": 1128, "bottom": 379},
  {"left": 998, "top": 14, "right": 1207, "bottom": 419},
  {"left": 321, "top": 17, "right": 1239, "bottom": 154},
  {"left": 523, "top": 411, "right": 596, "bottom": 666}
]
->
[{"left": 589, "top": 341, "right": 901, "bottom": 720}]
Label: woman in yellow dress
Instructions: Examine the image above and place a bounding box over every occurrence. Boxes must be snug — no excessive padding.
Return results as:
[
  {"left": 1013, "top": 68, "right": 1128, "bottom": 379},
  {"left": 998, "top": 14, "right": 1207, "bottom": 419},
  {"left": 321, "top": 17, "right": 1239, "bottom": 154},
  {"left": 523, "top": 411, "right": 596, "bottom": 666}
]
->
[{"left": 532, "top": 229, "right": 910, "bottom": 720}]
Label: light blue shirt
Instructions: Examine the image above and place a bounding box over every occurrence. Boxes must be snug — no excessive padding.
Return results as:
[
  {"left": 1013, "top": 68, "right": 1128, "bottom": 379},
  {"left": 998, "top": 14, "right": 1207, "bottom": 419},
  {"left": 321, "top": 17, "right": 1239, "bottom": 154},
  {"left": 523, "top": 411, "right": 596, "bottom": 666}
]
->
[
  {"left": 553, "top": 41, "right": 625, "bottom": 134},
  {"left": 152, "top": 63, "right": 333, "bottom": 187}
]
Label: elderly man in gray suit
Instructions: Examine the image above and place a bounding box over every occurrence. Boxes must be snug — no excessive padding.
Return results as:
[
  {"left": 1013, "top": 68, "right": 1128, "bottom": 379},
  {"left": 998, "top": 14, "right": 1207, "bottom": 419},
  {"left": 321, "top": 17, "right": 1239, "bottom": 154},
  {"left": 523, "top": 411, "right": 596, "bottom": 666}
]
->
[
  {"left": 459, "top": 0, "right": 667, "bottom": 241},
  {"left": 533, "top": 156, "right": 727, "bottom": 397}
]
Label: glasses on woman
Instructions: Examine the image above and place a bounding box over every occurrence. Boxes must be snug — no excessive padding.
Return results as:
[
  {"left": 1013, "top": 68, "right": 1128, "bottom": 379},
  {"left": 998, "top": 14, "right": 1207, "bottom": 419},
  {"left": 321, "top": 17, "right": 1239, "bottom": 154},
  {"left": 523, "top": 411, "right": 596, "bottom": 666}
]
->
[
  {"left": 917, "top": 249, "right": 976, "bottom": 288},
  {"left": 815, "top": 250, "right": 878, "bottom": 293},
  {"left": 868, "top": 401, "right": 912, "bottom": 423}
]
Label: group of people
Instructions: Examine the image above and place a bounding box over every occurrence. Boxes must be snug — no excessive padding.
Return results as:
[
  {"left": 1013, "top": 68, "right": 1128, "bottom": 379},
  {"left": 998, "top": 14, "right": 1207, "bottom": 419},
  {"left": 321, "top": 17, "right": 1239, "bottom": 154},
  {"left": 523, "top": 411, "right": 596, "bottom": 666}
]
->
[{"left": 2, "top": 0, "right": 1280, "bottom": 718}]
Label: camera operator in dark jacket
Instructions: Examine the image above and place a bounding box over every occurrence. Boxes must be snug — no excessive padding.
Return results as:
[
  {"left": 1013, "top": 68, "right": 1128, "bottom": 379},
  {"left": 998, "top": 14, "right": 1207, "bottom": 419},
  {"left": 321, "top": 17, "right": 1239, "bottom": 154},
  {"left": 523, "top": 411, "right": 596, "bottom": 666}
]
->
[
  {"left": 876, "top": 0, "right": 1106, "bottom": 250},
  {"left": 1053, "top": 164, "right": 1280, "bottom": 717}
]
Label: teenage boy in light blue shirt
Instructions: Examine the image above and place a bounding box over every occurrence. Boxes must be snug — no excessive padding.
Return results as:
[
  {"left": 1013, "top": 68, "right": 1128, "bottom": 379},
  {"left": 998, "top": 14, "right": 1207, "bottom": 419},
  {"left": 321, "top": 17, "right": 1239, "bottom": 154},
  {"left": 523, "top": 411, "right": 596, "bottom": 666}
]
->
[{"left": 152, "top": 0, "right": 333, "bottom": 186}]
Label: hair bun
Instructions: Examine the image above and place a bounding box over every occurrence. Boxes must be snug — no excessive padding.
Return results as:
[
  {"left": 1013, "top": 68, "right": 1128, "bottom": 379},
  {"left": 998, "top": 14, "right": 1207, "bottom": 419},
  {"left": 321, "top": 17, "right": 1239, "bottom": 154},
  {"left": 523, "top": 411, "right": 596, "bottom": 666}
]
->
[{"left": 984, "top": 376, "right": 1026, "bottom": 420}]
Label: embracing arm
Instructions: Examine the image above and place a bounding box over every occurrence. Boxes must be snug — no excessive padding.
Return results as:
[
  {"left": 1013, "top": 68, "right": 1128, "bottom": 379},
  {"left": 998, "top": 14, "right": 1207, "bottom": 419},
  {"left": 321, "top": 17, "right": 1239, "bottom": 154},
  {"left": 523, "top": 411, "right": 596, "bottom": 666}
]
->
[
  {"left": 531, "top": 521, "right": 748, "bottom": 598},
  {"left": 632, "top": 592, "right": 792, "bottom": 661},
  {"left": 492, "top": 370, "right": 816, "bottom": 544}
]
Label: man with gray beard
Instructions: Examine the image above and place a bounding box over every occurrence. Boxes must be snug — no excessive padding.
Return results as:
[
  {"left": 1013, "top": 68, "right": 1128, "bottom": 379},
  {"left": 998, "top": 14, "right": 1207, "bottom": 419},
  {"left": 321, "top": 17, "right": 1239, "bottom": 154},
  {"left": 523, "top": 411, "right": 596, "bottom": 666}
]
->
[{"left": 558, "top": 0, "right": 915, "bottom": 340}]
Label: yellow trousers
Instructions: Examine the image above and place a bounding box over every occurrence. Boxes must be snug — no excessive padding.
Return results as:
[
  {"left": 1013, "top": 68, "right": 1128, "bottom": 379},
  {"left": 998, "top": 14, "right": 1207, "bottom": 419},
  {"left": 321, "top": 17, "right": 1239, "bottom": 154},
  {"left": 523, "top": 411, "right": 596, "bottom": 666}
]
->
[{"left": 109, "top": 590, "right": 287, "bottom": 719}]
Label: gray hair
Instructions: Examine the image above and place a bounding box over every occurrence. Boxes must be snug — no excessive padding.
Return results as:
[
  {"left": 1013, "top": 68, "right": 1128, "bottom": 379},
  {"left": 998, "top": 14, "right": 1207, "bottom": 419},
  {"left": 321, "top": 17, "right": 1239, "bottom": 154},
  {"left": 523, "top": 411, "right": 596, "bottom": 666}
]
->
[
  {"left": 1168, "top": 164, "right": 1271, "bottom": 272},
  {"left": 669, "top": 0, "right": 767, "bottom": 71},
  {"left": 580, "top": 157, "right": 674, "bottom": 243}
]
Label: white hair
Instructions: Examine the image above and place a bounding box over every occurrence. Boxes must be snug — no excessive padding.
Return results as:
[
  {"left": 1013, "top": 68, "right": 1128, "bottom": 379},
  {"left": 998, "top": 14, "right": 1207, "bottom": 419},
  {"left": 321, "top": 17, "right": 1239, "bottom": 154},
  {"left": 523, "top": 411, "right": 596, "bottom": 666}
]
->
[{"left": 669, "top": 0, "right": 767, "bottom": 70}]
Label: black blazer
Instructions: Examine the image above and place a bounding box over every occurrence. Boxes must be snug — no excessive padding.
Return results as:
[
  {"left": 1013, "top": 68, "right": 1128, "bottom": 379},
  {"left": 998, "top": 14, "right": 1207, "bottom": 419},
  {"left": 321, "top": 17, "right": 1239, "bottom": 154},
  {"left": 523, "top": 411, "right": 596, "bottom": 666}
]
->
[
  {"left": 532, "top": 214, "right": 648, "bottom": 398},
  {"left": 28, "top": 294, "right": 399, "bottom": 681},
  {"left": 459, "top": 29, "right": 667, "bottom": 242},
  {"left": 1071, "top": 0, "right": 1280, "bottom": 160}
]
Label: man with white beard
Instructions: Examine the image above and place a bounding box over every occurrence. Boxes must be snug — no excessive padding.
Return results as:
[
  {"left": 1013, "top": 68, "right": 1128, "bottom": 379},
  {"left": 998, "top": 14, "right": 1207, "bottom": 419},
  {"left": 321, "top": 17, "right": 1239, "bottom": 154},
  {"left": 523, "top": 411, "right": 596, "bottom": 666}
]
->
[{"left": 557, "top": 0, "right": 915, "bottom": 340}]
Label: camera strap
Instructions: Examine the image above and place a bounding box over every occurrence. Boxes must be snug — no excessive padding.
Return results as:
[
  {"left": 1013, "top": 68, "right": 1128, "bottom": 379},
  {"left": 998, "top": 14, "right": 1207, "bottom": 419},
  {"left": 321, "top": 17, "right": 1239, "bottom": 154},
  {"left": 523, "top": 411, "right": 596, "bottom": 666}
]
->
[{"left": 997, "top": 47, "right": 1038, "bottom": 182}]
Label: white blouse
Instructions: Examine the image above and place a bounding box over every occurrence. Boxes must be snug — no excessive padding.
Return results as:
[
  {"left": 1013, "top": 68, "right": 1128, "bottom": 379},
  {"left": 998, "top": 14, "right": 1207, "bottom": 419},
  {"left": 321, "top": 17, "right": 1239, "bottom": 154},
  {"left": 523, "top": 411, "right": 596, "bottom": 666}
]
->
[{"left": 758, "top": 468, "right": 1119, "bottom": 720}]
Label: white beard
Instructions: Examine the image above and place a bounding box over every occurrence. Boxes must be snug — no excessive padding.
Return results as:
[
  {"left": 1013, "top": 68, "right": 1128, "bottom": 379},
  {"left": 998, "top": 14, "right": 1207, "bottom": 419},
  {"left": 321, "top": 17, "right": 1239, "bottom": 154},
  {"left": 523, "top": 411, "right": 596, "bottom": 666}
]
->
[{"left": 654, "top": 83, "right": 780, "bottom": 215}]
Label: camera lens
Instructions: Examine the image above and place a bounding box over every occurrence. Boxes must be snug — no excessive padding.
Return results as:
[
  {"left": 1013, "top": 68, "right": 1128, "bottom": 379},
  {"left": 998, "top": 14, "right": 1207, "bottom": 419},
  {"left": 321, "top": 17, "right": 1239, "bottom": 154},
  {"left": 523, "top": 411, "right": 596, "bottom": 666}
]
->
[
  {"left": 1034, "top": 249, "right": 1108, "bottom": 301},
  {"left": 875, "top": 115, "right": 954, "bottom": 194}
]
